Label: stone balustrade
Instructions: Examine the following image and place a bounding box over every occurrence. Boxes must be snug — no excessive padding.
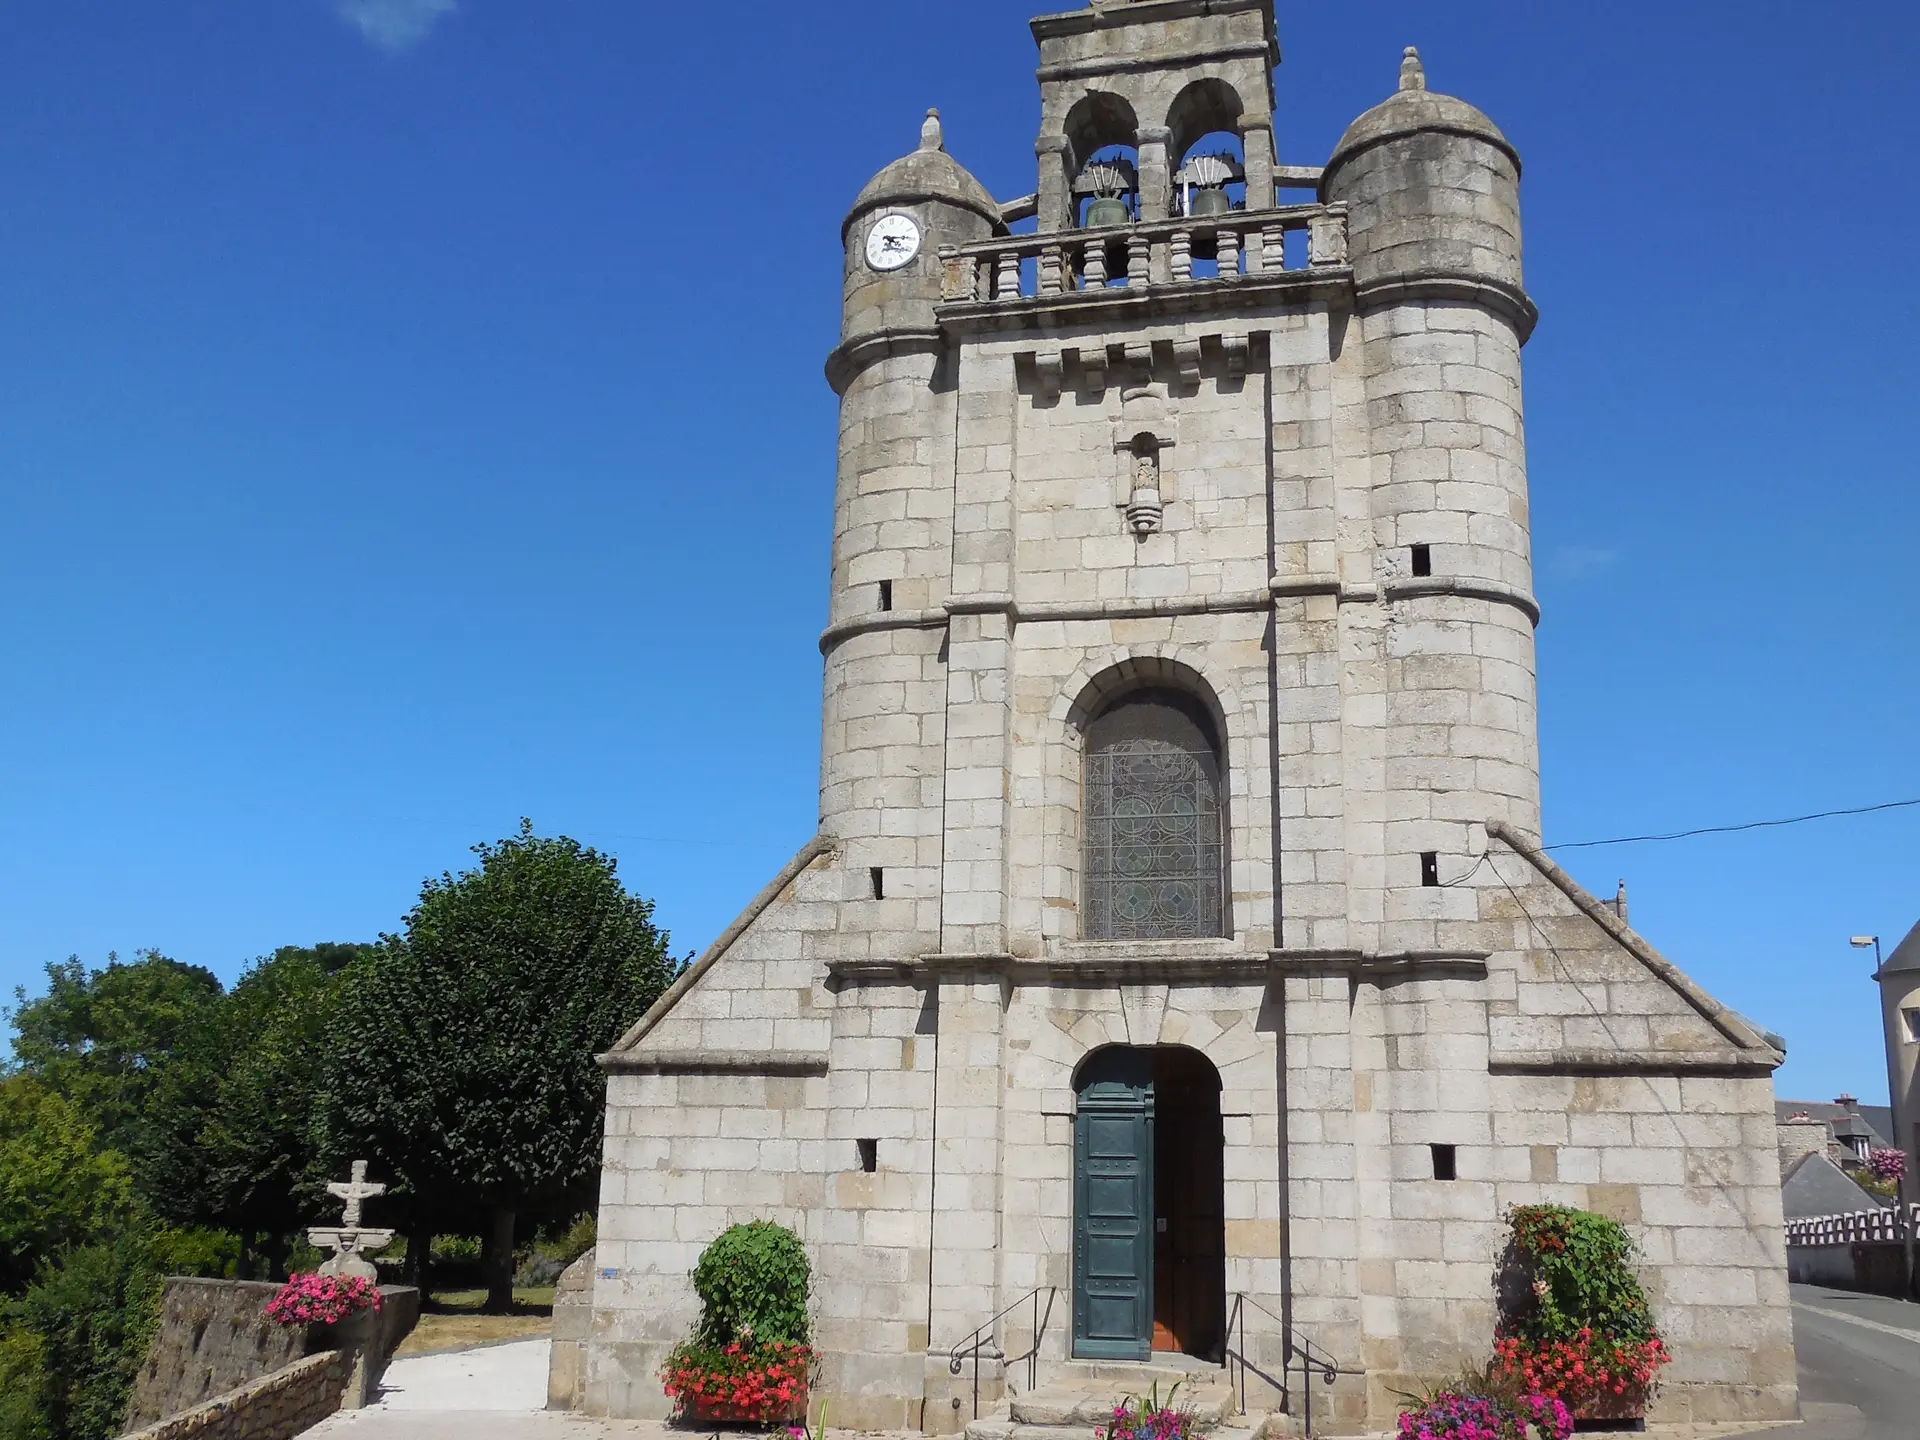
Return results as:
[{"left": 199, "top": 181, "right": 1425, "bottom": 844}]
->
[
  {"left": 1785, "top": 1203, "right": 1918, "bottom": 1248},
  {"left": 938, "top": 202, "right": 1347, "bottom": 305}
]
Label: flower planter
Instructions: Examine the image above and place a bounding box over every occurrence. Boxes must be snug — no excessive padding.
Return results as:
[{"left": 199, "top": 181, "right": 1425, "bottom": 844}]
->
[
  {"left": 687, "top": 1386, "right": 808, "bottom": 1425},
  {"left": 1569, "top": 1386, "right": 1647, "bottom": 1425}
]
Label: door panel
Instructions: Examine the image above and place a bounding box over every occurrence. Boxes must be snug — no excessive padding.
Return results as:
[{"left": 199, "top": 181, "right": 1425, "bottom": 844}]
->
[{"left": 1073, "top": 1049, "right": 1153, "bottom": 1361}]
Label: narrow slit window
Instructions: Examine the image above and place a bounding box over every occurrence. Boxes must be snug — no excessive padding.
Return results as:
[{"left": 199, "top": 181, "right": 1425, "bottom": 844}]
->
[
  {"left": 1420, "top": 852, "right": 1440, "bottom": 888},
  {"left": 870, "top": 867, "right": 885, "bottom": 900},
  {"left": 879, "top": 580, "right": 893, "bottom": 612},
  {"left": 1410, "top": 544, "right": 1432, "bottom": 577},
  {"left": 1431, "top": 1144, "right": 1457, "bottom": 1181},
  {"left": 1904, "top": 1008, "right": 1920, "bottom": 1043},
  {"left": 856, "top": 1138, "right": 878, "bottom": 1173}
]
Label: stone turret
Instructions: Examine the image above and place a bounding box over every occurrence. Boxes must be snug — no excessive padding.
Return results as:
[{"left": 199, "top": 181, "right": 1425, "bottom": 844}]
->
[
  {"left": 819, "top": 112, "right": 1000, "bottom": 966},
  {"left": 1323, "top": 47, "right": 1526, "bottom": 305},
  {"left": 1326, "top": 48, "right": 1544, "bottom": 870}
]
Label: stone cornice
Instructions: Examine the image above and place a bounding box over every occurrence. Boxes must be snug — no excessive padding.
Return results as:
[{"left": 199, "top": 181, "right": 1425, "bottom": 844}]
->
[
  {"left": 1383, "top": 575, "right": 1541, "bottom": 628},
  {"left": 936, "top": 268, "right": 1351, "bottom": 340},
  {"left": 1353, "top": 272, "right": 1538, "bottom": 345},
  {"left": 824, "top": 327, "right": 944, "bottom": 397},
  {"left": 827, "top": 946, "right": 1489, "bottom": 986},
  {"left": 1486, "top": 819, "right": 1783, "bottom": 1064},
  {"left": 816, "top": 575, "right": 1541, "bottom": 655},
  {"left": 599, "top": 1050, "right": 829, "bottom": 1077},
  {"left": 1488, "top": 1050, "right": 1780, "bottom": 1078},
  {"left": 605, "top": 833, "right": 836, "bottom": 1058}
]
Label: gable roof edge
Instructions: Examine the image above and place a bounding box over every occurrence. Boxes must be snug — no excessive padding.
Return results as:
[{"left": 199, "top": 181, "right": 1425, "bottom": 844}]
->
[
  {"left": 604, "top": 832, "right": 837, "bottom": 1059},
  {"left": 1485, "top": 819, "right": 1781, "bottom": 1062}
]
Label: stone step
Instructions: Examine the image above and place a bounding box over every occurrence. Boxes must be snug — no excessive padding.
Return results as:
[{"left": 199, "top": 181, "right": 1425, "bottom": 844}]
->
[
  {"left": 965, "top": 1413, "right": 1267, "bottom": 1440},
  {"left": 1009, "top": 1376, "right": 1236, "bottom": 1430}
]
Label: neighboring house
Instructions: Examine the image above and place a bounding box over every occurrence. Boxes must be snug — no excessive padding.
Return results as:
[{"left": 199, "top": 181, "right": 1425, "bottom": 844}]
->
[
  {"left": 1873, "top": 922, "right": 1920, "bottom": 1198},
  {"left": 1781, "top": 1150, "right": 1889, "bottom": 1221},
  {"left": 1776, "top": 1096, "right": 1894, "bottom": 1174}
]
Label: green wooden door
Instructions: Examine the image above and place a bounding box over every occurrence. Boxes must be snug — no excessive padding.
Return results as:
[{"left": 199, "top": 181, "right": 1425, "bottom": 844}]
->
[{"left": 1073, "top": 1048, "right": 1154, "bottom": 1361}]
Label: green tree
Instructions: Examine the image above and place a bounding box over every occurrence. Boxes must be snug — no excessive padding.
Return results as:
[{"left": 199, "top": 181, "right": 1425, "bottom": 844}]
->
[
  {"left": 7, "top": 952, "right": 224, "bottom": 1159},
  {"left": 0, "top": 1079, "right": 140, "bottom": 1295},
  {"left": 138, "top": 946, "right": 365, "bottom": 1275},
  {"left": 321, "top": 823, "right": 677, "bottom": 1310}
]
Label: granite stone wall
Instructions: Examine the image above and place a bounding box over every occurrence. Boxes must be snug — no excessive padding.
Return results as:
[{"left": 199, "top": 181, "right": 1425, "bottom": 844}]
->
[{"left": 119, "top": 1352, "right": 351, "bottom": 1440}]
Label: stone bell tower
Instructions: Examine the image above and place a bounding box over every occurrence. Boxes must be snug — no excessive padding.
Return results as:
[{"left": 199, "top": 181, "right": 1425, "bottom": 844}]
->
[{"left": 587, "top": 3, "right": 1795, "bottom": 1431}]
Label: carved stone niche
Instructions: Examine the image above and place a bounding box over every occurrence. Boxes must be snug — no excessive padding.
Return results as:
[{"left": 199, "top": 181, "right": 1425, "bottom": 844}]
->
[{"left": 1112, "top": 385, "right": 1176, "bottom": 539}]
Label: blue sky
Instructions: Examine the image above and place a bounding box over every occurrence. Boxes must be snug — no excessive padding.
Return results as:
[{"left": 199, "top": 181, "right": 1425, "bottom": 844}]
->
[{"left": 0, "top": 0, "right": 1913, "bottom": 1106}]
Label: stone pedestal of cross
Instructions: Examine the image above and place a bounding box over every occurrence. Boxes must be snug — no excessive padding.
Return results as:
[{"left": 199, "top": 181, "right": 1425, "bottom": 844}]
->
[{"left": 308, "top": 1160, "right": 396, "bottom": 1281}]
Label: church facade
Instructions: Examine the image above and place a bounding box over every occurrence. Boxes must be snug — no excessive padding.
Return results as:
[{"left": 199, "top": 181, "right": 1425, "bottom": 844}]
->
[{"left": 584, "top": 2, "right": 1796, "bottom": 1431}]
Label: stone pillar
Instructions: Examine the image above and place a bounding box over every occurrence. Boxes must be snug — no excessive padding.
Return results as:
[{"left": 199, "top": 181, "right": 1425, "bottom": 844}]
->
[
  {"left": 940, "top": 348, "right": 1018, "bottom": 958},
  {"left": 1037, "top": 135, "right": 1073, "bottom": 233},
  {"left": 1241, "top": 113, "right": 1276, "bottom": 210},
  {"left": 1282, "top": 971, "right": 1366, "bottom": 1432},
  {"left": 926, "top": 971, "right": 1009, "bottom": 1430},
  {"left": 1136, "top": 126, "right": 1172, "bottom": 222}
]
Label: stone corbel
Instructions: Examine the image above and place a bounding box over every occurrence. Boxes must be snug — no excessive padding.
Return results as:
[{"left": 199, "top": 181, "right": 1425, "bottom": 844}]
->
[
  {"left": 1032, "top": 350, "right": 1064, "bottom": 402},
  {"left": 1076, "top": 343, "right": 1109, "bottom": 396},
  {"left": 1170, "top": 337, "right": 1202, "bottom": 389},
  {"left": 1219, "top": 333, "right": 1249, "bottom": 381},
  {"left": 1121, "top": 341, "right": 1153, "bottom": 387}
]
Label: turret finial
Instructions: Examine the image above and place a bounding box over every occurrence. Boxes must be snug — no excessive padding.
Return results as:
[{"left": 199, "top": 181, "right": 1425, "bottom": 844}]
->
[
  {"left": 1399, "top": 46, "right": 1426, "bottom": 92},
  {"left": 920, "top": 108, "right": 944, "bottom": 152}
]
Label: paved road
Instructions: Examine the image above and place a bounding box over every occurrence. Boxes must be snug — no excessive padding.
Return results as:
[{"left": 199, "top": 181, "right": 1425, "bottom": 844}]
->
[{"left": 1722, "top": 1282, "right": 1920, "bottom": 1440}]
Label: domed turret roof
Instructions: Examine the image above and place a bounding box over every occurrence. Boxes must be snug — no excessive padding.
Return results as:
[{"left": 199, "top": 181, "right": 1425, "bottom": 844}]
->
[
  {"left": 845, "top": 110, "right": 1003, "bottom": 239},
  {"left": 1326, "top": 48, "right": 1519, "bottom": 178}
]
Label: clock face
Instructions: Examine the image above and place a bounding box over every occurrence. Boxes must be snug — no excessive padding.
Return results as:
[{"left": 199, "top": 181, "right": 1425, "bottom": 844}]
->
[{"left": 865, "top": 213, "right": 922, "bottom": 272}]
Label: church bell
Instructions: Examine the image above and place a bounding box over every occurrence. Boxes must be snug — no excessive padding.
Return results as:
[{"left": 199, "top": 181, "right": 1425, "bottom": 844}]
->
[
  {"left": 1085, "top": 196, "right": 1132, "bottom": 229},
  {"left": 1187, "top": 186, "right": 1233, "bottom": 218}
]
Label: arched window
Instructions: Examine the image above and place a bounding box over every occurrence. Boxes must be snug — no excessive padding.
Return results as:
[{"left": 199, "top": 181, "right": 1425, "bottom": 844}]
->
[{"left": 1083, "top": 688, "right": 1225, "bottom": 940}]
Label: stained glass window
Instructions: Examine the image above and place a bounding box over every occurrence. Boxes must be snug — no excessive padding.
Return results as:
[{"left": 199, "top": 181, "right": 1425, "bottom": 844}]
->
[{"left": 1083, "top": 688, "right": 1225, "bottom": 940}]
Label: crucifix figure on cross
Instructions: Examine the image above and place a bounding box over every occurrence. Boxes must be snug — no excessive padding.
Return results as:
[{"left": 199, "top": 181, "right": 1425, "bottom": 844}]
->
[
  {"left": 328, "top": 1160, "right": 385, "bottom": 1230},
  {"left": 309, "top": 1158, "right": 396, "bottom": 1281}
]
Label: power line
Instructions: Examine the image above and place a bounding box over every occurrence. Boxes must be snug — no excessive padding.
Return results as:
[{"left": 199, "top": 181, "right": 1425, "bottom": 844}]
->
[{"left": 1542, "top": 796, "right": 1920, "bottom": 853}]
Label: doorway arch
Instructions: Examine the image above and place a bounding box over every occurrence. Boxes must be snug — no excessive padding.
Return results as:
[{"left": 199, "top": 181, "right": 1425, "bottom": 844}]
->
[{"left": 1072, "top": 1045, "right": 1225, "bottom": 1362}]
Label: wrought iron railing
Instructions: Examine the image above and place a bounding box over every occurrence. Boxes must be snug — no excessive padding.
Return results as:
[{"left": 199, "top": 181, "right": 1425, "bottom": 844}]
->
[
  {"left": 1224, "top": 1293, "right": 1355, "bottom": 1440},
  {"left": 947, "top": 1286, "right": 1058, "bottom": 1421}
]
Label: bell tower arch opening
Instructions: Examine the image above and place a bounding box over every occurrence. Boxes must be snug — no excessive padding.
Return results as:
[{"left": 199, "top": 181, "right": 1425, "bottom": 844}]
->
[{"left": 1072, "top": 1045, "right": 1226, "bottom": 1364}]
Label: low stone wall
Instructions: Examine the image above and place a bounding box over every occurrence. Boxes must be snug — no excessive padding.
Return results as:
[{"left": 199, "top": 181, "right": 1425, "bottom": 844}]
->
[
  {"left": 126, "top": 1277, "right": 422, "bottom": 1431},
  {"left": 120, "top": 1351, "right": 352, "bottom": 1440},
  {"left": 1789, "top": 1240, "right": 1912, "bottom": 1298},
  {"left": 126, "top": 1280, "right": 303, "bottom": 1429},
  {"left": 546, "top": 1248, "right": 595, "bottom": 1410}
]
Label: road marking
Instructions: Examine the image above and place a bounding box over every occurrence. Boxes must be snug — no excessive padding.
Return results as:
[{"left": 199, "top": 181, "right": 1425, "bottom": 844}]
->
[{"left": 1796, "top": 1301, "right": 1920, "bottom": 1345}]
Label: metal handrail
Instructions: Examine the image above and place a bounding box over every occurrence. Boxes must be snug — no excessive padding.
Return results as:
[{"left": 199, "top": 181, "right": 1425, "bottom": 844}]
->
[
  {"left": 947, "top": 1286, "right": 1058, "bottom": 1421},
  {"left": 1224, "top": 1293, "right": 1354, "bottom": 1440}
]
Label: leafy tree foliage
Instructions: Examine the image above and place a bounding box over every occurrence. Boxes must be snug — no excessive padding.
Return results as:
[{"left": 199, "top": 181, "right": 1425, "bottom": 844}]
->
[
  {"left": 0, "top": 1079, "right": 140, "bottom": 1295},
  {"left": 139, "top": 947, "right": 358, "bottom": 1266},
  {"left": 8, "top": 953, "right": 223, "bottom": 1160},
  {"left": 321, "top": 823, "right": 677, "bottom": 1309},
  {"left": 3, "top": 1232, "right": 163, "bottom": 1440}
]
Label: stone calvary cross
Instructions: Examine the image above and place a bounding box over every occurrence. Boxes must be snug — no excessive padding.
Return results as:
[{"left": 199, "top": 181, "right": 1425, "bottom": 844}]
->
[{"left": 308, "top": 1160, "right": 396, "bottom": 1281}]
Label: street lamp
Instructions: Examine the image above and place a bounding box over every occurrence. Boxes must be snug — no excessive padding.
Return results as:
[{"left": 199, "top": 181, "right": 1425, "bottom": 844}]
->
[{"left": 1855, "top": 934, "right": 1912, "bottom": 1297}]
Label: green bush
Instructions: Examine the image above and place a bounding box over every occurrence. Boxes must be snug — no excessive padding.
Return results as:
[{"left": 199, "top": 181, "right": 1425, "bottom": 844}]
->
[
  {"left": 4, "top": 1229, "right": 163, "bottom": 1440},
  {"left": 691, "top": 1222, "right": 810, "bottom": 1348},
  {"left": 552, "top": 1212, "right": 596, "bottom": 1264},
  {"left": 1504, "top": 1204, "right": 1655, "bottom": 1344}
]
